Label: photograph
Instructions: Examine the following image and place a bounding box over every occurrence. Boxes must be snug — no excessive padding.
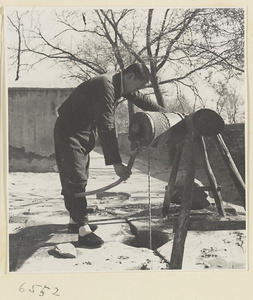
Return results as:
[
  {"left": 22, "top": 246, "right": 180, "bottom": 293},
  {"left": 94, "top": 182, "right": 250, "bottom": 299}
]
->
[{"left": 5, "top": 6, "right": 246, "bottom": 275}]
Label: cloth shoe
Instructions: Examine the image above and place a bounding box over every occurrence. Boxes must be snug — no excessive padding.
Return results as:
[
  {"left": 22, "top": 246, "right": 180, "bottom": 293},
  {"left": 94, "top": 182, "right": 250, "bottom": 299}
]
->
[
  {"left": 68, "top": 223, "right": 98, "bottom": 233},
  {"left": 78, "top": 232, "right": 104, "bottom": 248}
]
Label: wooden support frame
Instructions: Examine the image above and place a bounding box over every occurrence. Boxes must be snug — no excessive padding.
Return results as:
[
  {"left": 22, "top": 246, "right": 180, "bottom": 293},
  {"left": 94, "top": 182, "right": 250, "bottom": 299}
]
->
[
  {"left": 162, "top": 142, "right": 184, "bottom": 216},
  {"left": 163, "top": 135, "right": 227, "bottom": 217},
  {"left": 213, "top": 134, "right": 245, "bottom": 208},
  {"left": 199, "top": 137, "right": 226, "bottom": 217},
  {"left": 167, "top": 132, "right": 245, "bottom": 269},
  {"left": 132, "top": 109, "right": 246, "bottom": 270},
  {"left": 169, "top": 132, "right": 199, "bottom": 269}
]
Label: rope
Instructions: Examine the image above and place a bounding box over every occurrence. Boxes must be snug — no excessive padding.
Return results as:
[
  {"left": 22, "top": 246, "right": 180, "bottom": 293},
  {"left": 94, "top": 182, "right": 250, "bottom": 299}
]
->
[{"left": 147, "top": 149, "right": 152, "bottom": 250}]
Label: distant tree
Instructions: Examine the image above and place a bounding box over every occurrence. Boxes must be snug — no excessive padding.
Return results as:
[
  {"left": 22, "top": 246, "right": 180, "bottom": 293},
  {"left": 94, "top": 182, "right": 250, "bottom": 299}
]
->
[{"left": 212, "top": 79, "right": 244, "bottom": 123}]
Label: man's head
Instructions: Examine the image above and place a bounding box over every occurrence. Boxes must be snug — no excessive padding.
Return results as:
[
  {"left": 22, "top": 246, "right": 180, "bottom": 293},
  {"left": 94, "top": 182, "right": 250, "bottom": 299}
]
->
[{"left": 122, "top": 63, "right": 150, "bottom": 94}]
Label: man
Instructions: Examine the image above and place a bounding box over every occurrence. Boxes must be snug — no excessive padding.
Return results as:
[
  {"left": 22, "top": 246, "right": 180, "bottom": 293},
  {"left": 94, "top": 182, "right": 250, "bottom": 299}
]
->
[{"left": 54, "top": 63, "right": 166, "bottom": 248}]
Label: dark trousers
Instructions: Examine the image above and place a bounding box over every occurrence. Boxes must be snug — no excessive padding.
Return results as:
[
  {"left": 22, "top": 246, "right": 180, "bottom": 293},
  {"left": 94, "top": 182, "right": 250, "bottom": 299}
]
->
[{"left": 54, "top": 118, "right": 95, "bottom": 227}]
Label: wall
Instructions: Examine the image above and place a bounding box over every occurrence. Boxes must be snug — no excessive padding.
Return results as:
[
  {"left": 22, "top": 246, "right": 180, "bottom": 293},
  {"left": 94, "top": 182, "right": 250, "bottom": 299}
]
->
[
  {"left": 8, "top": 87, "right": 73, "bottom": 171},
  {"left": 8, "top": 87, "right": 245, "bottom": 177},
  {"left": 8, "top": 87, "right": 74, "bottom": 155}
]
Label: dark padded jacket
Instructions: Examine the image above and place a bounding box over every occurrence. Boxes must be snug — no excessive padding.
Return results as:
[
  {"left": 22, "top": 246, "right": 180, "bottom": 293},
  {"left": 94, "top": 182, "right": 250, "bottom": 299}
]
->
[{"left": 57, "top": 71, "right": 166, "bottom": 165}]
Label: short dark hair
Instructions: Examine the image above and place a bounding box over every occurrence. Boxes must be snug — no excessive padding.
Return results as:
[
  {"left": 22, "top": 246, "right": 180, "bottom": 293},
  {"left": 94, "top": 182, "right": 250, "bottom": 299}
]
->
[{"left": 122, "top": 63, "right": 150, "bottom": 82}]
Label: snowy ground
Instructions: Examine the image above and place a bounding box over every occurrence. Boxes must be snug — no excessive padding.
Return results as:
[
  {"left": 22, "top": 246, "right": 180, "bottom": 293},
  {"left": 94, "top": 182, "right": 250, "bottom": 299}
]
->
[{"left": 8, "top": 147, "right": 246, "bottom": 273}]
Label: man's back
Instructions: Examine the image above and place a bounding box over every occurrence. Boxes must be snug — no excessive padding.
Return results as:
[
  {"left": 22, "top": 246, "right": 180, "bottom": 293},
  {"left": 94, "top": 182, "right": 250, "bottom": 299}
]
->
[{"left": 57, "top": 72, "right": 118, "bottom": 134}]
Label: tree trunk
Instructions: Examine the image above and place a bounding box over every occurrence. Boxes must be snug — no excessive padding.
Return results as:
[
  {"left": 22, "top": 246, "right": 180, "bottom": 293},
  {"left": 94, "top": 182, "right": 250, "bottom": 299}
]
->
[
  {"left": 150, "top": 71, "right": 165, "bottom": 108},
  {"left": 128, "top": 101, "right": 137, "bottom": 150}
]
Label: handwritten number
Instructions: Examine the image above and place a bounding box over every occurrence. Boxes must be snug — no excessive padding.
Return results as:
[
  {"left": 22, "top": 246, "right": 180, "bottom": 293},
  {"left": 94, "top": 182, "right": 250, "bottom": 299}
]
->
[
  {"left": 19, "top": 283, "right": 59, "bottom": 296},
  {"left": 52, "top": 287, "right": 60, "bottom": 296},
  {"left": 39, "top": 285, "right": 50, "bottom": 297},
  {"left": 19, "top": 283, "right": 25, "bottom": 293},
  {"left": 30, "top": 285, "right": 42, "bottom": 294}
]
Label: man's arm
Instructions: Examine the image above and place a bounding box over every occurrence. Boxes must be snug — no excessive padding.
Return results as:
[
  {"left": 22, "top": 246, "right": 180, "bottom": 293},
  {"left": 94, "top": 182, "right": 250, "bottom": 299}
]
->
[
  {"left": 92, "top": 78, "right": 122, "bottom": 166},
  {"left": 124, "top": 91, "right": 167, "bottom": 112},
  {"left": 92, "top": 77, "right": 132, "bottom": 181}
]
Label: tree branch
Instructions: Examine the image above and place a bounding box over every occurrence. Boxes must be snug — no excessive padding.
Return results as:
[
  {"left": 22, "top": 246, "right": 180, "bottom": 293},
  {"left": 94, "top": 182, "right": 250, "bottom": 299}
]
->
[
  {"left": 155, "top": 9, "right": 170, "bottom": 58},
  {"left": 159, "top": 59, "right": 220, "bottom": 85},
  {"left": 26, "top": 29, "right": 105, "bottom": 74},
  {"left": 99, "top": 9, "right": 145, "bottom": 64},
  {"left": 8, "top": 12, "right": 22, "bottom": 80},
  {"left": 157, "top": 9, "right": 200, "bottom": 71},
  {"left": 196, "top": 44, "right": 244, "bottom": 73},
  {"left": 95, "top": 10, "right": 124, "bottom": 68}
]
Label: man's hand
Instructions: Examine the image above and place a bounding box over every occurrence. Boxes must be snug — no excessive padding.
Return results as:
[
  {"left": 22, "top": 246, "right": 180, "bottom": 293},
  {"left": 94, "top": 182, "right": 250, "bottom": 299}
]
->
[{"left": 113, "top": 163, "right": 132, "bottom": 181}]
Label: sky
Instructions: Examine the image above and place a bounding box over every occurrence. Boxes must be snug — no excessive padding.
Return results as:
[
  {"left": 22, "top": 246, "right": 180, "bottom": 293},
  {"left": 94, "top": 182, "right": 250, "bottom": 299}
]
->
[{"left": 5, "top": 6, "right": 86, "bottom": 88}]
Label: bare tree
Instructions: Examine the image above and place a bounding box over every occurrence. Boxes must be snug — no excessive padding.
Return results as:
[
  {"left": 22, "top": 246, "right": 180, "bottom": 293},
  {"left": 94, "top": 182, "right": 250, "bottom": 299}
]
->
[
  {"left": 7, "top": 7, "right": 245, "bottom": 119},
  {"left": 7, "top": 10, "right": 29, "bottom": 80},
  {"left": 212, "top": 80, "right": 244, "bottom": 124}
]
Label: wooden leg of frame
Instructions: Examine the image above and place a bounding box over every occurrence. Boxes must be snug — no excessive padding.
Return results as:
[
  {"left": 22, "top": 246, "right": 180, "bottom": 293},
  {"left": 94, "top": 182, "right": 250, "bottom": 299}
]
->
[
  {"left": 162, "top": 142, "right": 184, "bottom": 216},
  {"left": 213, "top": 134, "right": 245, "bottom": 209},
  {"left": 199, "top": 136, "right": 226, "bottom": 217},
  {"left": 169, "top": 132, "right": 199, "bottom": 269}
]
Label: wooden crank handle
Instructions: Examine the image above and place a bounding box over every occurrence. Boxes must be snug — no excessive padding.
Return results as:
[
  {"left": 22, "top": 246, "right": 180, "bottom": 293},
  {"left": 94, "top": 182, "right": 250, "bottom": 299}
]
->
[
  {"left": 76, "top": 178, "right": 123, "bottom": 197},
  {"left": 74, "top": 148, "right": 141, "bottom": 198}
]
